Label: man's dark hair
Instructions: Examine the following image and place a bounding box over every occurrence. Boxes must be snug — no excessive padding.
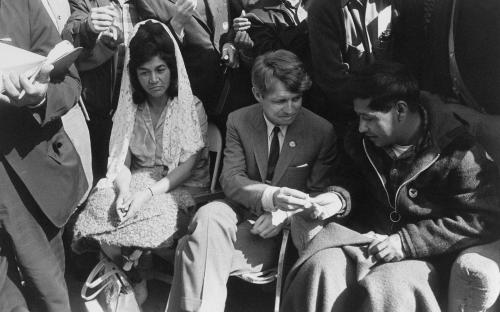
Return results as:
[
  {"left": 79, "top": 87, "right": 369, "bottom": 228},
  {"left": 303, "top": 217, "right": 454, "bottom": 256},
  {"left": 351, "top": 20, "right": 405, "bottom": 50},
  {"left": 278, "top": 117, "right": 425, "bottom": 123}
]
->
[
  {"left": 128, "top": 21, "right": 178, "bottom": 104},
  {"left": 252, "top": 49, "right": 312, "bottom": 95},
  {"left": 346, "top": 61, "right": 420, "bottom": 112}
]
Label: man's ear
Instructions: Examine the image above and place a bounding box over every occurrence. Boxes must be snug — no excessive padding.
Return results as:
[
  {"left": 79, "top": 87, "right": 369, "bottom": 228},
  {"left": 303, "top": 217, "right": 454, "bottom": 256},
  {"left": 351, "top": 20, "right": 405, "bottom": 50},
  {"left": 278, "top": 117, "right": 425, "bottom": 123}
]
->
[
  {"left": 252, "top": 86, "right": 264, "bottom": 102},
  {"left": 395, "top": 100, "right": 409, "bottom": 121}
]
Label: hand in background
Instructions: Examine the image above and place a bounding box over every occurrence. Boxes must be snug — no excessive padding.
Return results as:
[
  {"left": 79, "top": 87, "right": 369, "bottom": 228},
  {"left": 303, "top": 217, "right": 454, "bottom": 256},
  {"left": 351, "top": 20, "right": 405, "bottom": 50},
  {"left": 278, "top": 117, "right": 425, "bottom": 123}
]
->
[
  {"left": 221, "top": 43, "right": 239, "bottom": 69},
  {"left": 99, "top": 25, "right": 124, "bottom": 49},
  {"left": 171, "top": 0, "right": 197, "bottom": 35},
  {"left": 234, "top": 30, "right": 254, "bottom": 50},
  {"left": 0, "top": 63, "right": 53, "bottom": 107},
  {"left": 233, "top": 10, "right": 251, "bottom": 32},
  {"left": 250, "top": 210, "right": 288, "bottom": 239},
  {"left": 88, "top": 4, "right": 118, "bottom": 34}
]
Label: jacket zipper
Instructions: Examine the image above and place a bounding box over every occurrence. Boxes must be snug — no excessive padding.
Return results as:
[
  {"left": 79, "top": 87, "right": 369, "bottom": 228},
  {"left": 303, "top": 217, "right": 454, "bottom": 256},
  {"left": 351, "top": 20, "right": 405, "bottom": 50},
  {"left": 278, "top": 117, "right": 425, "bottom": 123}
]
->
[{"left": 362, "top": 139, "right": 441, "bottom": 225}]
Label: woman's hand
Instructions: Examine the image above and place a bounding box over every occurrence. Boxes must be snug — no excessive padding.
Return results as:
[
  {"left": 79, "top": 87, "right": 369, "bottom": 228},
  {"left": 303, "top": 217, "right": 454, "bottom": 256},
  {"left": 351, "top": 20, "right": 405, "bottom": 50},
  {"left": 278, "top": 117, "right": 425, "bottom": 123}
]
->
[
  {"left": 116, "top": 189, "right": 151, "bottom": 222},
  {"left": 115, "top": 189, "right": 131, "bottom": 220}
]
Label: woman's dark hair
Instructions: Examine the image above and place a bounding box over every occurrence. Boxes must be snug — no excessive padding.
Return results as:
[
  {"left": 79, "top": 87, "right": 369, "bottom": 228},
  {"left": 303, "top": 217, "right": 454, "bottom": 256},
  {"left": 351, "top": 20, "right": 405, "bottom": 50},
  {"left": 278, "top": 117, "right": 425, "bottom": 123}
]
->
[
  {"left": 128, "top": 21, "right": 178, "bottom": 104},
  {"left": 345, "top": 61, "right": 420, "bottom": 112}
]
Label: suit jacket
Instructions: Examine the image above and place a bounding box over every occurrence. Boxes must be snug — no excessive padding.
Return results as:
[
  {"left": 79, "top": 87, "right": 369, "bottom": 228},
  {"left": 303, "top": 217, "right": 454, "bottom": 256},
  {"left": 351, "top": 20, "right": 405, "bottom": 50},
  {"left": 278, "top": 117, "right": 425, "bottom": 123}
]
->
[
  {"left": 136, "top": 0, "right": 231, "bottom": 113},
  {"left": 220, "top": 104, "right": 337, "bottom": 217},
  {"left": 0, "top": 0, "right": 87, "bottom": 227}
]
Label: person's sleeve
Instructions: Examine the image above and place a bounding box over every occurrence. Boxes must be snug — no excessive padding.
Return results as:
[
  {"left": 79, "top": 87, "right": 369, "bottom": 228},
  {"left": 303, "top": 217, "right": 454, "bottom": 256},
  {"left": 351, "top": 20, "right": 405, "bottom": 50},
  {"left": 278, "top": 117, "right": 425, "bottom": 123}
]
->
[
  {"left": 30, "top": 0, "right": 81, "bottom": 125},
  {"left": 398, "top": 142, "right": 500, "bottom": 259},
  {"left": 306, "top": 122, "right": 337, "bottom": 194},
  {"left": 220, "top": 113, "right": 268, "bottom": 216},
  {"left": 247, "top": 13, "right": 308, "bottom": 59},
  {"left": 135, "top": 0, "right": 182, "bottom": 42},
  {"left": 261, "top": 185, "right": 280, "bottom": 211},
  {"left": 308, "top": 0, "right": 351, "bottom": 113},
  {"left": 323, "top": 130, "right": 368, "bottom": 220},
  {"left": 62, "top": 0, "right": 99, "bottom": 49}
]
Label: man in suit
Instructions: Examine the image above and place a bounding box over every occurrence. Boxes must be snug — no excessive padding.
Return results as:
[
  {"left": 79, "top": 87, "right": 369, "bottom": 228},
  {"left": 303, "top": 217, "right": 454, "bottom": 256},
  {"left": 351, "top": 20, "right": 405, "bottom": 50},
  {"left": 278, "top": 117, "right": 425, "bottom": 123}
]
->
[
  {"left": 0, "top": 0, "right": 87, "bottom": 311},
  {"left": 165, "top": 50, "right": 347, "bottom": 312}
]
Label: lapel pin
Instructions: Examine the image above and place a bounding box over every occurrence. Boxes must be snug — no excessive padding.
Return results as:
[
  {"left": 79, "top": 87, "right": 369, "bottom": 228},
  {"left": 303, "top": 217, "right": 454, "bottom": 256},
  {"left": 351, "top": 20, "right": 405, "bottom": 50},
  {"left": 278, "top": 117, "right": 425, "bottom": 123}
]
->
[{"left": 289, "top": 141, "right": 296, "bottom": 148}]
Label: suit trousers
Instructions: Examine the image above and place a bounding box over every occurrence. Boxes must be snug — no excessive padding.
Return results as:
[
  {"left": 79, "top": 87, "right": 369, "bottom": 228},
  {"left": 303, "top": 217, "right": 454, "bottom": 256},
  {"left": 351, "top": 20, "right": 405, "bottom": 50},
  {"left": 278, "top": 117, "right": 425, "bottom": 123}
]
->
[
  {"left": 61, "top": 103, "right": 92, "bottom": 203},
  {"left": 0, "top": 230, "right": 28, "bottom": 312},
  {"left": 165, "top": 200, "right": 281, "bottom": 312},
  {"left": 0, "top": 160, "right": 70, "bottom": 312}
]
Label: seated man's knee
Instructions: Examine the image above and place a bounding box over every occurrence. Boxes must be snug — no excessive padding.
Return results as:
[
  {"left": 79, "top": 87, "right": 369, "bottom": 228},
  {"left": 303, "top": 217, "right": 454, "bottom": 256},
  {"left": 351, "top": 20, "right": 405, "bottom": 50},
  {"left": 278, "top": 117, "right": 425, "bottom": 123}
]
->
[
  {"left": 189, "top": 201, "right": 237, "bottom": 235},
  {"left": 302, "top": 248, "right": 348, "bottom": 277}
]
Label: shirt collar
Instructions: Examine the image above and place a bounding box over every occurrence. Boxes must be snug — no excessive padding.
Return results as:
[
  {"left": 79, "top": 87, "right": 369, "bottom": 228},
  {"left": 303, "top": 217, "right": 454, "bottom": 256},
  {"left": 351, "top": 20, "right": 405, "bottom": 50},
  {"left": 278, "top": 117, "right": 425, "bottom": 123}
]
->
[
  {"left": 283, "top": 0, "right": 300, "bottom": 9},
  {"left": 263, "top": 114, "right": 288, "bottom": 139},
  {"left": 383, "top": 104, "right": 430, "bottom": 160}
]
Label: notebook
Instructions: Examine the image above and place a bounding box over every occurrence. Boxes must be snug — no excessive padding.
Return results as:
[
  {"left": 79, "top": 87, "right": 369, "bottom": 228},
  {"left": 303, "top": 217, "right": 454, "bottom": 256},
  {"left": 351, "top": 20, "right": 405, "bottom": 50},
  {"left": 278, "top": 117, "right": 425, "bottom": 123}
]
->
[{"left": 0, "top": 40, "right": 82, "bottom": 94}]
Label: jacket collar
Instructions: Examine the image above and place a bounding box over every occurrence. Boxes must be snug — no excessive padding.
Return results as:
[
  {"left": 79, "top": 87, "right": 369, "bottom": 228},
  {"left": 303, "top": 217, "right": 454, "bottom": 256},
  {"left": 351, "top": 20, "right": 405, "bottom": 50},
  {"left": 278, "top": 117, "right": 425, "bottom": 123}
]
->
[
  {"left": 362, "top": 92, "right": 468, "bottom": 183},
  {"left": 420, "top": 91, "right": 468, "bottom": 153}
]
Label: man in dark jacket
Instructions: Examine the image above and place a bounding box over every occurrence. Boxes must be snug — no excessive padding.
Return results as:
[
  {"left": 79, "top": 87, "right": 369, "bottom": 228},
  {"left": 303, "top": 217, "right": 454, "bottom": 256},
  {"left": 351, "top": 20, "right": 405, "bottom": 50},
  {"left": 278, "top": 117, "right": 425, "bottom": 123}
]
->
[
  {"left": 422, "top": 0, "right": 500, "bottom": 115},
  {"left": 280, "top": 62, "right": 500, "bottom": 312},
  {"left": 63, "top": 0, "right": 141, "bottom": 181},
  {"left": 307, "top": 0, "right": 424, "bottom": 135},
  {"left": 0, "top": 0, "right": 87, "bottom": 311}
]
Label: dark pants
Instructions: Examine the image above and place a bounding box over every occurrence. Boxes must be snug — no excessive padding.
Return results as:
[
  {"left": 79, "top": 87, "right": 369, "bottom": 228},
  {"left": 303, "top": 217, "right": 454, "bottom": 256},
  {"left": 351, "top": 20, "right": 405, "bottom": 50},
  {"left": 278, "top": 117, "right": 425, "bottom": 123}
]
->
[
  {"left": 0, "top": 160, "right": 71, "bottom": 312},
  {"left": 87, "top": 114, "right": 113, "bottom": 184}
]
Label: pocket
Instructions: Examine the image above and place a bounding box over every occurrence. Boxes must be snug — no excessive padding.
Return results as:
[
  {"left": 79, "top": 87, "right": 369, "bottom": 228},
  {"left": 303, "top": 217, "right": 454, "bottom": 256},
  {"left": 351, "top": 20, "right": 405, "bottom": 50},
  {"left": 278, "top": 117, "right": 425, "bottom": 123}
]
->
[{"left": 46, "top": 131, "right": 74, "bottom": 165}]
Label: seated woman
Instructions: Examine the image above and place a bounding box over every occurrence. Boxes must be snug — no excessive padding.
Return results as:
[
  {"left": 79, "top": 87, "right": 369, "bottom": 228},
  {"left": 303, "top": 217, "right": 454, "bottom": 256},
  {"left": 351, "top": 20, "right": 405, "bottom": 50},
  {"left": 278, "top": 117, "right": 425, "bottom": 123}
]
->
[{"left": 72, "top": 19, "right": 209, "bottom": 302}]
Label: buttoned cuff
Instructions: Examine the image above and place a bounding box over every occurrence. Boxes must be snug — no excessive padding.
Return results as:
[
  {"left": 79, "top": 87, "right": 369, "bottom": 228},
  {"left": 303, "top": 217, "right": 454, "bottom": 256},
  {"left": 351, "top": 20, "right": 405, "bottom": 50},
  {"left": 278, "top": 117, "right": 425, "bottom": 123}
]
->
[
  {"left": 323, "top": 191, "right": 344, "bottom": 218},
  {"left": 261, "top": 186, "right": 280, "bottom": 212},
  {"left": 28, "top": 97, "right": 47, "bottom": 124},
  {"left": 325, "top": 186, "right": 351, "bottom": 218}
]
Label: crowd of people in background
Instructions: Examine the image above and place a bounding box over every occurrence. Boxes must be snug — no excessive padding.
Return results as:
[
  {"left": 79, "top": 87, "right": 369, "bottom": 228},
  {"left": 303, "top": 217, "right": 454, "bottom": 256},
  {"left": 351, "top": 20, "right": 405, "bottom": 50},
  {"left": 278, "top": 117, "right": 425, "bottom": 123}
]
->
[{"left": 1, "top": 0, "right": 500, "bottom": 311}]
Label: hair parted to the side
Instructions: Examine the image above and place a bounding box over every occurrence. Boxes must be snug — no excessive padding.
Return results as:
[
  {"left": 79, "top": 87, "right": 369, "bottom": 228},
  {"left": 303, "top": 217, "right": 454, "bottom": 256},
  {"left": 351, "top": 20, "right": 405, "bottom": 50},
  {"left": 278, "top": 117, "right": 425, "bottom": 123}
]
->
[
  {"left": 251, "top": 49, "right": 312, "bottom": 95},
  {"left": 346, "top": 61, "right": 420, "bottom": 112},
  {"left": 128, "top": 20, "right": 178, "bottom": 104}
]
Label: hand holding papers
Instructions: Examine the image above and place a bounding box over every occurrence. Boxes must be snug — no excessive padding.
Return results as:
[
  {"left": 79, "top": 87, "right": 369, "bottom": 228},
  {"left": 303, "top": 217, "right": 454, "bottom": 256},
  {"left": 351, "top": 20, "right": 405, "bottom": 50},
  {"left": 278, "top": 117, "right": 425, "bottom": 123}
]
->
[
  {"left": 272, "top": 187, "right": 344, "bottom": 221},
  {"left": 0, "top": 40, "right": 82, "bottom": 107}
]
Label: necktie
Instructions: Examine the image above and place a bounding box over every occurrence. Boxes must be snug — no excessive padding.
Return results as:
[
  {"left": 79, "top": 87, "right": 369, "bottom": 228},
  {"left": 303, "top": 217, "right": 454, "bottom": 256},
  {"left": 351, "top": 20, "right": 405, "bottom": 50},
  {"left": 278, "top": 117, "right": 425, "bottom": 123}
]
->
[{"left": 266, "top": 126, "right": 280, "bottom": 183}]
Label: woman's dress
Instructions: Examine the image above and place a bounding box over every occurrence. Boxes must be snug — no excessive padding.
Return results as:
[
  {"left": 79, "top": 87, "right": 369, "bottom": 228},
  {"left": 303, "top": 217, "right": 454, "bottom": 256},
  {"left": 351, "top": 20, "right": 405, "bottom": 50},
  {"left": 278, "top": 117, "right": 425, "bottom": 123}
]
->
[{"left": 73, "top": 99, "right": 209, "bottom": 249}]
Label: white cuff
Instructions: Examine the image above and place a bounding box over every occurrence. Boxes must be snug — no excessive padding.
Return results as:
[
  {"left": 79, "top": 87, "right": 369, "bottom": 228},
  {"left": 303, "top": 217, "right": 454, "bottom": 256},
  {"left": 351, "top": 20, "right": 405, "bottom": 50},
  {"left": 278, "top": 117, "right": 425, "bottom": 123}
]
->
[
  {"left": 323, "top": 192, "right": 344, "bottom": 218},
  {"left": 261, "top": 186, "right": 280, "bottom": 212}
]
